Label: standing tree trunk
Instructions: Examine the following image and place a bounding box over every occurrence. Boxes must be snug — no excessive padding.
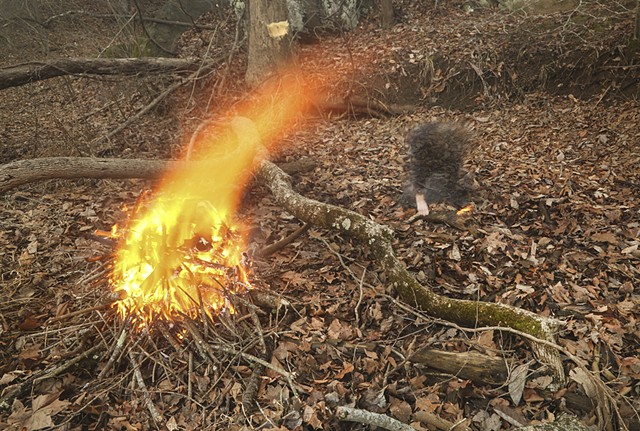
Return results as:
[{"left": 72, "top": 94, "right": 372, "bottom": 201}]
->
[
  {"left": 635, "top": 0, "right": 640, "bottom": 40},
  {"left": 379, "top": 0, "right": 395, "bottom": 28},
  {"left": 245, "top": 0, "right": 293, "bottom": 87}
]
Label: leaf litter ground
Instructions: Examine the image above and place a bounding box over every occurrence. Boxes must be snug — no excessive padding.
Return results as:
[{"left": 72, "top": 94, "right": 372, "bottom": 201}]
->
[{"left": 0, "top": 1, "right": 639, "bottom": 430}]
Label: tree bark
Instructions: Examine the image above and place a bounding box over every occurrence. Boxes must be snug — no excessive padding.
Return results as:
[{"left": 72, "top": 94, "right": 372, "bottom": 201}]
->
[
  {"left": 0, "top": 58, "right": 199, "bottom": 90},
  {"left": 0, "top": 158, "right": 174, "bottom": 193},
  {"left": 1, "top": 126, "right": 622, "bottom": 429},
  {"left": 409, "top": 348, "right": 509, "bottom": 385},
  {"left": 0, "top": 152, "right": 565, "bottom": 384},
  {"left": 245, "top": 0, "right": 292, "bottom": 87},
  {"left": 0, "top": 156, "right": 316, "bottom": 194},
  {"left": 379, "top": 0, "right": 395, "bottom": 28},
  {"left": 635, "top": 0, "right": 640, "bottom": 40}
]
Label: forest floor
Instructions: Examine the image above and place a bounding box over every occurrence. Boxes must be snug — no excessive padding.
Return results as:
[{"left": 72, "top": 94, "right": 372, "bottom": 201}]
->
[{"left": 0, "top": 1, "right": 639, "bottom": 430}]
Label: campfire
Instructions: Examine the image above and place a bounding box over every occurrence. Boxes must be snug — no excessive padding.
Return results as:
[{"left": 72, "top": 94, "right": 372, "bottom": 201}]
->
[
  {"left": 105, "top": 75, "right": 315, "bottom": 330},
  {"left": 108, "top": 195, "right": 253, "bottom": 329},
  {"left": 107, "top": 117, "right": 264, "bottom": 329}
]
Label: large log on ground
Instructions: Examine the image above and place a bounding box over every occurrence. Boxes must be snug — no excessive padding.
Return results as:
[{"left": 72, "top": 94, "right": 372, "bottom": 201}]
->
[
  {"left": 0, "top": 156, "right": 316, "bottom": 194},
  {"left": 0, "top": 157, "right": 175, "bottom": 193},
  {"left": 0, "top": 58, "right": 199, "bottom": 90}
]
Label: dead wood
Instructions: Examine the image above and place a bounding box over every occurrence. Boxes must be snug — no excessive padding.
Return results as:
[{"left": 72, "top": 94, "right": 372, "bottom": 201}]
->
[
  {"left": 0, "top": 57, "right": 199, "bottom": 90},
  {"left": 336, "top": 406, "right": 417, "bottom": 431},
  {"left": 0, "top": 344, "right": 103, "bottom": 410},
  {"left": 409, "top": 348, "right": 596, "bottom": 416},
  {"left": 255, "top": 222, "right": 311, "bottom": 258},
  {"left": 0, "top": 153, "right": 568, "bottom": 385},
  {"left": 409, "top": 348, "right": 509, "bottom": 385},
  {"left": 513, "top": 414, "right": 590, "bottom": 431},
  {"left": 409, "top": 209, "right": 476, "bottom": 231},
  {"left": 0, "top": 156, "right": 316, "bottom": 194},
  {"left": 313, "top": 95, "right": 415, "bottom": 118},
  {"left": 129, "top": 350, "right": 164, "bottom": 424},
  {"left": 255, "top": 158, "right": 566, "bottom": 385},
  {"left": 40, "top": 10, "right": 217, "bottom": 30},
  {"left": 241, "top": 363, "right": 265, "bottom": 418},
  {"left": 0, "top": 157, "right": 177, "bottom": 193},
  {"left": 413, "top": 411, "right": 472, "bottom": 431}
]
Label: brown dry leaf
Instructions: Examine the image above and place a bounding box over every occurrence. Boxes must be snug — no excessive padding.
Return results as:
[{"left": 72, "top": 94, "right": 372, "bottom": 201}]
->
[
  {"left": 166, "top": 416, "right": 178, "bottom": 431},
  {"left": 18, "top": 249, "right": 35, "bottom": 266},
  {"left": 569, "top": 367, "right": 598, "bottom": 400},
  {"left": 302, "top": 405, "right": 323, "bottom": 429},
  {"left": 18, "top": 344, "right": 41, "bottom": 361},
  {"left": 8, "top": 392, "right": 70, "bottom": 431},
  {"left": 280, "top": 270, "right": 308, "bottom": 287},
  {"left": 476, "top": 330, "right": 496, "bottom": 350},
  {"left": 18, "top": 315, "right": 42, "bottom": 331},
  {"left": 522, "top": 388, "right": 545, "bottom": 403},
  {"left": 591, "top": 232, "right": 619, "bottom": 245},
  {"left": 414, "top": 392, "right": 440, "bottom": 413},
  {"left": 334, "top": 362, "right": 354, "bottom": 379},
  {"left": 479, "top": 232, "right": 507, "bottom": 255},
  {"left": 620, "top": 357, "right": 640, "bottom": 379},
  {"left": 472, "top": 409, "right": 502, "bottom": 431},
  {"left": 389, "top": 396, "right": 413, "bottom": 423},
  {"left": 507, "top": 363, "right": 529, "bottom": 406}
]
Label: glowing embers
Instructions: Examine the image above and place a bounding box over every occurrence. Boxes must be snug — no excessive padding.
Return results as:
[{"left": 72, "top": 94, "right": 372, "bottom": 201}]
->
[
  {"left": 109, "top": 195, "right": 252, "bottom": 329},
  {"left": 456, "top": 204, "right": 474, "bottom": 216}
]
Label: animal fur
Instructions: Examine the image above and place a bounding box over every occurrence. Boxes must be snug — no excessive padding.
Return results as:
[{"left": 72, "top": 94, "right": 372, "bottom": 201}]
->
[{"left": 405, "top": 121, "right": 474, "bottom": 214}]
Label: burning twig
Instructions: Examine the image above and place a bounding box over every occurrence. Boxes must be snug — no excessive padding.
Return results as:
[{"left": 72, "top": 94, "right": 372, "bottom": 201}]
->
[
  {"left": 407, "top": 206, "right": 475, "bottom": 231},
  {"left": 108, "top": 195, "right": 254, "bottom": 329}
]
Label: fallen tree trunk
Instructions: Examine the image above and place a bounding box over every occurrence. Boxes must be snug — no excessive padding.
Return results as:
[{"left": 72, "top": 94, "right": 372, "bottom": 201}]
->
[
  {"left": 0, "top": 57, "right": 199, "bottom": 90},
  {"left": 0, "top": 152, "right": 566, "bottom": 382},
  {"left": 0, "top": 154, "right": 565, "bottom": 380},
  {"left": 1, "top": 126, "right": 621, "bottom": 429},
  {"left": 0, "top": 156, "right": 316, "bottom": 194},
  {"left": 256, "top": 158, "right": 565, "bottom": 382},
  {"left": 409, "top": 348, "right": 510, "bottom": 385},
  {"left": 0, "top": 157, "right": 175, "bottom": 192}
]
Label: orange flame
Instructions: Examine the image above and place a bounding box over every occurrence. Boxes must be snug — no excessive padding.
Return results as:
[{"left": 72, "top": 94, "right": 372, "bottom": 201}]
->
[
  {"left": 109, "top": 71, "right": 319, "bottom": 329},
  {"left": 110, "top": 197, "right": 251, "bottom": 325},
  {"left": 456, "top": 205, "right": 474, "bottom": 215}
]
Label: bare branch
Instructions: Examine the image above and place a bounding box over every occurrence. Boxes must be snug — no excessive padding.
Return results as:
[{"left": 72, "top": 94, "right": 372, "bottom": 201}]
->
[{"left": 0, "top": 57, "right": 199, "bottom": 90}]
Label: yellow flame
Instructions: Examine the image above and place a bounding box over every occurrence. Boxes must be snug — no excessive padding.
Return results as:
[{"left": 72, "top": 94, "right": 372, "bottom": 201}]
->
[
  {"left": 111, "top": 197, "right": 251, "bottom": 325},
  {"left": 456, "top": 205, "right": 474, "bottom": 215},
  {"left": 109, "top": 72, "right": 319, "bottom": 329}
]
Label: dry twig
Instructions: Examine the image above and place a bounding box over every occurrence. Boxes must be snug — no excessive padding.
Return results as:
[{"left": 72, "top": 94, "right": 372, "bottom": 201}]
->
[{"left": 336, "top": 406, "right": 416, "bottom": 431}]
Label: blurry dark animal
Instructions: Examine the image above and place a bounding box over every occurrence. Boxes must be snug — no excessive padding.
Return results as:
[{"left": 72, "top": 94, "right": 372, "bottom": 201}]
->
[{"left": 405, "top": 121, "right": 475, "bottom": 215}]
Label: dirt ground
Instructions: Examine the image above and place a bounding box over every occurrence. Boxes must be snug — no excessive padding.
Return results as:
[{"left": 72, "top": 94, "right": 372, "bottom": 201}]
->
[{"left": 0, "top": 1, "right": 639, "bottom": 430}]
